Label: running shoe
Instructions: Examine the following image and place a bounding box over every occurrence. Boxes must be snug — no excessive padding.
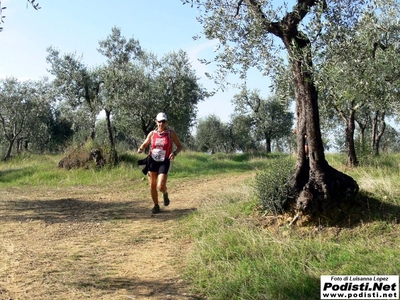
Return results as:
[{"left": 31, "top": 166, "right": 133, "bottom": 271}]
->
[
  {"left": 152, "top": 204, "right": 160, "bottom": 214},
  {"left": 163, "top": 192, "right": 170, "bottom": 206}
]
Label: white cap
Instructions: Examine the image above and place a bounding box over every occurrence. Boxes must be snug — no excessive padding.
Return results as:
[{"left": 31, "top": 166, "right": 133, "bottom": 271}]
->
[{"left": 156, "top": 112, "right": 167, "bottom": 121}]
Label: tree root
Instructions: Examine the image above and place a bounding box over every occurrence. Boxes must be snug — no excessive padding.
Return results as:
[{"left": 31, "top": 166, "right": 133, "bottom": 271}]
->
[{"left": 289, "top": 164, "right": 359, "bottom": 222}]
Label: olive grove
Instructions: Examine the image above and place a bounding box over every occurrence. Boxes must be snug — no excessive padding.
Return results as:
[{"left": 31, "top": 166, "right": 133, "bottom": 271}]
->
[{"left": 316, "top": 1, "right": 400, "bottom": 166}]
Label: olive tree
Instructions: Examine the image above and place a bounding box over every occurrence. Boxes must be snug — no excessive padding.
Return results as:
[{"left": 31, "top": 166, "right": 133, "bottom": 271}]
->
[
  {"left": 114, "top": 49, "right": 208, "bottom": 146},
  {"left": 229, "top": 114, "right": 259, "bottom": 152},
  {"left": 0, "top": 77, "right": 50, "bottom": 160},
  {"left": 183, "top": 0, "right": 361, "bottom": 217},
  {"left": 317, "top": 1, "right": 400, "bottom": 164},
  {"left": 46, "top": 47, "right": 103, "bottom": 142},
  {"left": 113, "top": 54, "right": 160, "bottom": 146},
  {"left": 156, "top": 50, "right": 208, "bottom": 141},
  {"left": 195, "top": 114, "right": 230, "bottom": 153},
  {"left": 233, "top": 88, "right": 293, "bottom": 153},
  {"left": 98, "top": 27, "right": 143, "bottom": 164}
]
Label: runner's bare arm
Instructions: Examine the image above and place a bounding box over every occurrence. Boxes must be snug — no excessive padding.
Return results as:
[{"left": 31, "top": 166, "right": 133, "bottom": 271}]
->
[
  {"left": 138, "top": 132, "right": 153, "bottom": 153},
  {"left": 171, "top": 130, "right": 183, "bottom": 157}
]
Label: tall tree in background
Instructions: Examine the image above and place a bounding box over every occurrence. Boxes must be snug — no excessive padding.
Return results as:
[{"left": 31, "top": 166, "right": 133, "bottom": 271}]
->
[
  {"left": 16, "top": 78, "right": 58, "bottom": 153},
  {"left": 115, "top": 52, "right": 161, "bottom": 142},
  {"left": 195, "top": 115, "right": 230, "bottom": 153},
  {"left": 46, "top": 47, "right": 103, "bottom": 142},
  {"left": 98, "top": 27, "right": 143, "bottom": 165},
  {"left": 114, "top": 49, "right": 207, "bottom": 145},
  {"left": 0, "top": 78, "right": 49, "bottom": 160},
  {"left": 183, "top": 0, "right": 361, "bottom": 217},
  {"left": 229, "top": 114, "right": 258, "bottom": 152},
  {"left": 157, "top": 50, "right": 208, "bottom": 141},
  {"left": 317, "top": 1, "right": 400, "bottom": 165},
  {"left": 233, "top": 88, "right": 293, "bottom": 153}
]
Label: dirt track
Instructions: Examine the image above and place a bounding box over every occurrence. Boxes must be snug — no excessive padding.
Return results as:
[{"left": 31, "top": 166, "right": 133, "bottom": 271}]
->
[{"left": 0, "top": 173, "right": 253, "bottom": 300}]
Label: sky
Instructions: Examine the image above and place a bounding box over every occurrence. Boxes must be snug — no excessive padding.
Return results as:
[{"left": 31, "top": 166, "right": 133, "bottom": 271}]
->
[{"left": 0, "top": 0, "right": 274, "bottom": 123}]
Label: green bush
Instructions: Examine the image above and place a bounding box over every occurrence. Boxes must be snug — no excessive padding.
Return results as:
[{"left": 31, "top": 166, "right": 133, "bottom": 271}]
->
[{"left": 253, "top": 157, "right": 294, "bottom": 214}]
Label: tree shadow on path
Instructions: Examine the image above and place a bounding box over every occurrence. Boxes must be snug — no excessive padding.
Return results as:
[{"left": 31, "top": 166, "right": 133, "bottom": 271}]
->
[
  {"left": 71, "top": 276, "right": 204, "bottom": 300},
  {"left": 0, "top": 197, "right": 197, "bottom": 224}
]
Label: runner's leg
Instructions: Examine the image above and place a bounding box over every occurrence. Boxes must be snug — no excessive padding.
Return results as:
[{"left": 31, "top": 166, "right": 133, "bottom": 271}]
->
[{"left": 148, "top": 171, "right": 159, "bottom": 205}]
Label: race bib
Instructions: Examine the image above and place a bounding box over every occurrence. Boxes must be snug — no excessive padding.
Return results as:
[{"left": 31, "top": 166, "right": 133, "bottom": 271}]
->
[{"left": 151, "top": 148, "right": 166, "bottom": 162}]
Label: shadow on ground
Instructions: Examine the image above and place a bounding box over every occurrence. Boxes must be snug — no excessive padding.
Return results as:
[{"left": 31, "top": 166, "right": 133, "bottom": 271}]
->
[
  {"left": 332, "top": 191, "right": 400, "bottom": 227},
  {"left": 70, "top": 276, "right": 204, "bottom": 299},
  {"left": 0, "top": 197, "right": 197, "bottom": 224}
]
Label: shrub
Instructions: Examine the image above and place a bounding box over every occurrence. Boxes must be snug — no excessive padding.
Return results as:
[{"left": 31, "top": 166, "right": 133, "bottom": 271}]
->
[
  {"left": 253, "top": 157, "right": 294, "bottom": 214},
  {"left": 57, "top": 142, "right": 107, "bottom": 170}
]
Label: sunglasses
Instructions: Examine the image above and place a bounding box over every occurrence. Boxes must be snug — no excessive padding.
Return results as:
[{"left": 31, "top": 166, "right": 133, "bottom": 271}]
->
[{"left": 157, "top": 120, "right": 167, "bottom": 124}]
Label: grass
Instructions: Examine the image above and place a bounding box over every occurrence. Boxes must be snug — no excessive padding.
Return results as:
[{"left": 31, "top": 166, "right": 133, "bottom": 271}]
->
[
  {"left": 170, "top": 151, "right": 274, "bottom": 178},
  {"left": 183, "top": 217, "right": 399, "bottom": 299},
  {"left": 1, "top": 151, "right": 400, "bottom": 299},
  {"left": 0, "top": 152, "right": 142, "bottom": 187},
  {"left": 178, "top": 153, "right": 400, "bottom": 300},
  {"left": 326, "top": 153, "right": 400, "bottom": 208},
  {"left": 0, "top": 151, "right": 275, "bottom": 187}
]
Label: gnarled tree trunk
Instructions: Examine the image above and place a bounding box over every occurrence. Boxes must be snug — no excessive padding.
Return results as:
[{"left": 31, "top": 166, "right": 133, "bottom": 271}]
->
[{"left": 280, "top": 23, "right": 359, "bottom": 217}]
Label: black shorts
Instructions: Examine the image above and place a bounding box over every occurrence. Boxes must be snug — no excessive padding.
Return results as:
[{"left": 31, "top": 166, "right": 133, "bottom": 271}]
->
[{"left": 148, "top": 157, "right": 170, "bottom": 174}]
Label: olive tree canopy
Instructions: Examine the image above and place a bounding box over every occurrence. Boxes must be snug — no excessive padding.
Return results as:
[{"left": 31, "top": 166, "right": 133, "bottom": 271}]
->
[{"left": 182, "top": 0, "right": 363, "bottom": 218}]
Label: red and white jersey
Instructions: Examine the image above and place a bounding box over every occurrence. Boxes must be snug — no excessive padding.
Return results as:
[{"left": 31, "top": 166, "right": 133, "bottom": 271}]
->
[{"left": 150, "top": 129, "right": 172, "bottom": 161}]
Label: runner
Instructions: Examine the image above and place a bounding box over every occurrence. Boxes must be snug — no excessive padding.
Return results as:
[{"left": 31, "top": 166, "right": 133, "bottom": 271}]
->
[{"left": 137, "top": 112, "right": 183, "bottom": 213}]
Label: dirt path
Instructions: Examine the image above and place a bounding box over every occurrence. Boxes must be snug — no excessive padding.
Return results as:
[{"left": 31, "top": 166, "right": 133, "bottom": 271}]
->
[{"left": 0, "top": 172, "right": 253, "bottom": 300}]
